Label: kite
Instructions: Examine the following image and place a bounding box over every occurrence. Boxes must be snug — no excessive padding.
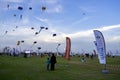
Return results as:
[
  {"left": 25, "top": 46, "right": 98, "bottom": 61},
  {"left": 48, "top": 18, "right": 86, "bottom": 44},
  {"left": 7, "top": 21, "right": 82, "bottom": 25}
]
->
[
  {"left": 29, "top": 7, "right": 32, "bottom": 10},
  {"left": 4, "top": 30, "right": 8, "bottom": 35},
  {"left": 58, "top": 44, "right": 61, "bottom": 46},
  {"left": 38, "top": 26, "right": 44, "bottom": 33},
  {"left": 21, "top": 40, "right": 24, "bottom": 43},
  {"left": 53, "top": 34, "right": 56, "bottom": 37},
  {"left": 33, "top": 41, "right": 37, "bottom": 44},
  {"left": 18, "top": 6, "right": 23, "bottom": 10},
  {"left": 31, "top": 27, "right": 34, "bottom": 30},
  {"left": 7, "top": 4, "right": 9, "bottom": 9},
  {"left": 13, "top": 14, "right": 16, "bottom": 17},
  {"left": 16, "top": 26, "right": 18, "bottom": 28},
  {"left": 31, "top": 41, "right": 37, "bottom": 48},
  {"left": 45, "top": 27, "right": 48, "bottom": 30},
  {"left": 35, "top": 32, "right": 39, "bottom": 35},
  {"left": 38, "top": 47, "right": 41, "bottom": 50},
  {"left": 40, "top": 26, "right": 45, "bottom": 29},
  {"left": 42, "top": 6, "right": 46, "bottom": 11}
]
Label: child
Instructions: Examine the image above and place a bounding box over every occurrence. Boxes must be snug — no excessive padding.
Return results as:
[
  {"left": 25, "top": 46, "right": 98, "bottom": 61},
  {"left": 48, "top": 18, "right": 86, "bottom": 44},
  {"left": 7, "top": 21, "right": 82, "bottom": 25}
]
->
[{"left": 46, "top": 57, "right": 51, "bottom": 70}]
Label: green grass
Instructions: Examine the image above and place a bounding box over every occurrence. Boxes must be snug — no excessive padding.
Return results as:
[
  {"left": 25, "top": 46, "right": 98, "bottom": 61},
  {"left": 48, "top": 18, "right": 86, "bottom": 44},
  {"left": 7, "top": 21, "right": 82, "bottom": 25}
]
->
[{"left": 0, "top": 55, "right": 120, "bottom": 80}]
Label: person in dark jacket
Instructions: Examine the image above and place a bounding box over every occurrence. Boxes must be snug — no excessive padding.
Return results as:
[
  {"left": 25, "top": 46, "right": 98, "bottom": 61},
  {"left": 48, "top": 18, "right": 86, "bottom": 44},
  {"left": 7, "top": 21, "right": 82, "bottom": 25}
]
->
[{"left": 50, "top": 53, "right": 57, "bottom": 71}]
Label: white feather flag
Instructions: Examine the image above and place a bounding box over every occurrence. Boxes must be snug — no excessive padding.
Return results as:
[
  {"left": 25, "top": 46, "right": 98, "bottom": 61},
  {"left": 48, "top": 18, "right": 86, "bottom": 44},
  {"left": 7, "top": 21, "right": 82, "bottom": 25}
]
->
[{"left": 93, "top": 30, "right": 106, "bottom": 64}]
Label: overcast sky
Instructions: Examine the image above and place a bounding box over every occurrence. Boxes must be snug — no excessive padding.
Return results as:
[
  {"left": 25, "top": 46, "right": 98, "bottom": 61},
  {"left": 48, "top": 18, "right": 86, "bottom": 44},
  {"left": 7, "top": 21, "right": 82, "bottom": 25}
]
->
[{"left": 0, "top": 0, "right": 120, "bottom": 54}]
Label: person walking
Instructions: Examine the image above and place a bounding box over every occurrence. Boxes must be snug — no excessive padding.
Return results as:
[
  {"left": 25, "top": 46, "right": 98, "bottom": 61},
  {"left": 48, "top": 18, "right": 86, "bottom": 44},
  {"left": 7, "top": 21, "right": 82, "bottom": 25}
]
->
[{"left": 50, "top": 53, "right": 57, "bottom": 71}]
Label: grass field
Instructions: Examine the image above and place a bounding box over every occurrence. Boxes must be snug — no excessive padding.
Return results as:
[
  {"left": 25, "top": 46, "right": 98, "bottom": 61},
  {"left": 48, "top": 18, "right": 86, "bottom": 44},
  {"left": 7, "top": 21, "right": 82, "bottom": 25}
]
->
[{"left": 0, "top": 55, "right": 120, "bottom": 80}]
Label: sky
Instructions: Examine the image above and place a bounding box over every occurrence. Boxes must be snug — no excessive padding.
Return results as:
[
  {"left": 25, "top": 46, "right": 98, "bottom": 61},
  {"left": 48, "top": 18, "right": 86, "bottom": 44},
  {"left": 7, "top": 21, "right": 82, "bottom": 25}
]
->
[{"left": 0, "top": 0, "right": 120, "bottom": 54}]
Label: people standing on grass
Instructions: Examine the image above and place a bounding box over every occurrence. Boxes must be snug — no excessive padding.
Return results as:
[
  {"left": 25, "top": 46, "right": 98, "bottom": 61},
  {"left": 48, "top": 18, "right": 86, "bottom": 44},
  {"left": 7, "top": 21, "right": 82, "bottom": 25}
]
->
[
  {"left": 46, "top": 57, "right": 51, "bottom": 70},
  {"left": 50, "top": 53, "right": 57, "bottom": 71}
]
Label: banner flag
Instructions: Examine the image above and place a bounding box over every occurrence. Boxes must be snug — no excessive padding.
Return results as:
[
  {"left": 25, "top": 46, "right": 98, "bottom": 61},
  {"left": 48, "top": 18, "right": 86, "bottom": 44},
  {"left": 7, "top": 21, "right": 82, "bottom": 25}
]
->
[
  {"left": 65, "top": 37, "right": 71, "bottom": 60},
  {"left": 93, "top": 30, "right": 106, "bottom": 64}
]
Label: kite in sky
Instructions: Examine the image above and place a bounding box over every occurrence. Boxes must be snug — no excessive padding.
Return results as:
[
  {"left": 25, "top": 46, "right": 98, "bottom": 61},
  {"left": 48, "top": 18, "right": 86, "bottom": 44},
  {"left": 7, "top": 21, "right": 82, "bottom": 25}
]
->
[
  {"left": 38, "top": 47, "right": 41, "bottom": 50},
  {"left": 42, "top": 6, "right": 46, "bottom": 11},
  {"left": 13, "top": 14, "right": 16, "bottom": 17},
  {"left": 35, "top": 31, "right": 39, "bottom": 35},
  {"left": 31, "top": 27, "right": 34, "bottom": 30},
  {"left": 3, "top": 1, "right": 48, "bottom": 50},
  {"left": 31, "top": 41, "right": 37, "bottom": 48},
  {"left": 7, "top": 4, "right": 9, "bottom": 9},
  {"left": 21, "top": 40, "right": 24, "bottom": 43},
  {"left": 4, "top": 30, "right": 8, "bottom": 35},
  {"left": 33, "top": 41, "right": 37, "bottom": 44},
  {"left": 18, "top": 6, "right": 23, "bottom": 10},
  {"left": 29, "top": 7, "right": 32, "bottom": 10},
  {"left": 53, "top": 34, "right": 56, "bottom": 37}
]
